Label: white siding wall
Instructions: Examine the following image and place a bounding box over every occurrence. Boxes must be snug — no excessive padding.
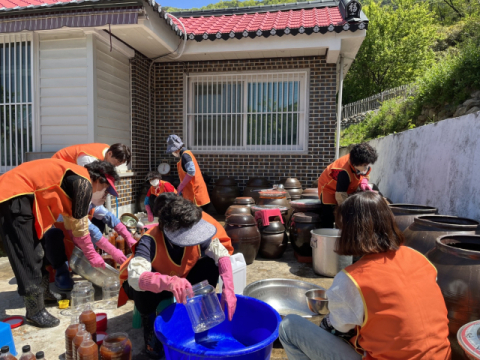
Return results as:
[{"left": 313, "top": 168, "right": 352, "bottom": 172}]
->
[
  {"left": 94, "top": 39, "right": 131, "bottom": 146},
  {"left": 38, "top": 32, "right": 90, "bottom": 151}
]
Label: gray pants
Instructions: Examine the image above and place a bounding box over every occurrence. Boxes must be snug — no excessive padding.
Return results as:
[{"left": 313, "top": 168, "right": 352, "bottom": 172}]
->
[{"left": 279, "top": 315, "right": 363, "bottom": 360}]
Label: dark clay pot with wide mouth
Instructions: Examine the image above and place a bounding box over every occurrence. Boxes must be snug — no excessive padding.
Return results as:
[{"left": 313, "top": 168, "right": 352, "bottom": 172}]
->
[
  {"left": 225, "top": 205, "right": 251, "bottom": 217},
  {"left": 243, "top": 177, "right": 272, "bottom": 203},
  {"left": 211, "top": 177, "right": 240, "bottom": 215},
  {"left": 301, "top": 188, "right": 319, "bottom": 200},
  {"left": 257, "top": 190, "right": 292, "bottom": 224},
  {"left": 290, "top": 212, "right": 320, "bottom": 258},
  {"left": 224, "top": 214, "right": 261, "bottom": 265},
  {"left": 258, "top": 220, "right": 288, "bottom": 259},
  {"left": 404, "top": 215, "right": 479, "bottom": 255},
  {"left": 389, "top": 204, "right": 438, "bottom": 232},
  {"left": 427, "top": 235, "right": 480, "bottom": 359}
]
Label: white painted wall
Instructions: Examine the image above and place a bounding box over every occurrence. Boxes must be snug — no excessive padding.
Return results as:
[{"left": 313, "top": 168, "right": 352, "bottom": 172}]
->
[
  {"left": 368, "top": 111, "right": 480, "bottom": 222},
  {"left": 38, "top": 31, "right": 89, "bottom": 151}
]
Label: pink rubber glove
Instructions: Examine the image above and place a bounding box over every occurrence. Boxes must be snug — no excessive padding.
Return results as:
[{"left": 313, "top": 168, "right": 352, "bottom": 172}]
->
[
  {"left": 114, "top": 222, "right": 137, "bottom": 250},
  {"left": 96, "top": 236, "right": 127, "bottom": 264},
  {"left": 73, "top": 234, "right": 105, "bottom": 269},
  {"left": 177, "top": 174, "right": 193, "bottom": 196},
  {"left": 218, "top": 256, "right": 237, "bottom": 321},
  {"left": 139, "top": 272, "right": 192, "bottom": 304},
  {"left": 145, "top": 204, "right": 154, "bottom": 222},
  {"left": 359, "top": 178, "right": 373, "bottom": 191}
]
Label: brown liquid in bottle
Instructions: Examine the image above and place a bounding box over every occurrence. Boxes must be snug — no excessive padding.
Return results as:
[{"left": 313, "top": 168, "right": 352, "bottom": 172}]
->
[
  {"left": 65, "top": 317, "right": 79, "bottom": 360},
  {"left": 100, "top": 333, "right": 132, "bottom": 360},
  {"left": 115, "top": 236, "right": 125, "bottom": 255},
  {"left": 79, "top": 304, "right": 97, "bottom": 343},
  {"left": 77, "top": 333, "right": 98, "bottom": 360},
  {"left": 18, "top": 346, "right": 35, "bottom": 360},
  {"left": 0, "top": 346, "right": 18, "bottom": 360},
  {"left": 73, "top": 324, "right": 87, "bottom": 360}
]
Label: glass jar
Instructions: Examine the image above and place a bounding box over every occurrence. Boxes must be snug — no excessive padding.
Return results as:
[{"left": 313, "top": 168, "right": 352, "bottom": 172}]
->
[
  {"left": 100, "top": 332, "right": 132, "bottom": 360},
  {"left": 101, "top": 277, "right": 120, "bottom": 310},
  {"left": 72, "top": 282, "right": 95, "bottom": 314},
  {"left": 185, "top": 280, "right": 225, "bottom": 333}
]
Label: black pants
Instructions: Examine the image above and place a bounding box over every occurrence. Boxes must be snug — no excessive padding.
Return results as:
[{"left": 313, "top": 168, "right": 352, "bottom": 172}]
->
[
  {"left": 42, "top": 228, "right": 68, "bottom": 269},
  {"left": 123, "top": 256, "right": 220, "bottom": 315},
  {"left": 0, "top": 195, "right": 47, "bottom": 296},
  {"left": 91, "top": 217, "right": 106, "bottom": 234},
  {"left": 319, "top": 203, "right": 336, "bottom": 228}
]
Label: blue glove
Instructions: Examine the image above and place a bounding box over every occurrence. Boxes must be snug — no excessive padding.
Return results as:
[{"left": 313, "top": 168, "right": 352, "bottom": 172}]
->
[{"left": 92, "top": 205, "right": 120, "bottom": 228}]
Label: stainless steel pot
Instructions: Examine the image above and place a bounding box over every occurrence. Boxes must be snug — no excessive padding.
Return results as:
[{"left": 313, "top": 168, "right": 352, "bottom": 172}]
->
[{"left": 310, "top": 229, "right": 352, "bottom": 277}]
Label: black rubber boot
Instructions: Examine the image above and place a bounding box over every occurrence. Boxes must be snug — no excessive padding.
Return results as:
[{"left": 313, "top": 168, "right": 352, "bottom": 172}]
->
[
  {"left": 41, "top": 274, "right": 64, "bottom": 303},
  {"left": 141, "top": 313, "right": 164, "bottom": 359},
  {"left": 25, "top": 290, "right": 60, "bottom": 328}
]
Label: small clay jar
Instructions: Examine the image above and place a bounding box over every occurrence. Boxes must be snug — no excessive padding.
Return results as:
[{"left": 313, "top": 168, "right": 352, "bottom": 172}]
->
[
  {"left": 211, "top": 177, "right": 240, "bottom": 215},
  {"left": 258, "top": 220, "right": 288, "bottom": 259},
  {"left": 301, "top": 188, "right": 319, "bottom": 200},
  {"left": 290, "top": 212, "right": 320, "bottom": 258},
  {"left": 233, "top": 197, "right": 255, "bottom": 211},
  {"left": 224, "top": 214, "right": 261, "bottom": 265},
  {"left": 243, "top": 178, "right": 271, "bottom": 203},
  {"left": 282, "top": 177, "right": 303, "bottom": 200},
  {"left": 225, "top": 205, "right": 251, "bottom": 217}
]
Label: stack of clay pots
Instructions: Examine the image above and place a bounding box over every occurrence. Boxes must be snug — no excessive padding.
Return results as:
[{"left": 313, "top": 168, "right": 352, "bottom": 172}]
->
[
  {"left": 301, "top": 188, "right": 319, "bottom": 200},
  {"left": 233, "top": 197, "right": 255, "bottom": 210},
  {"left": 283, "top": 178, "right": 303, "bottom": 201},
  {"left": 257, "top": 189, "right": 292, "bottom": 224},
  {"left": 225, "top": 205, "right": 251, "bottom": 217},
  {"left": 243, "top": 178, "right": 271, "bottom": 203},
  {"left": 211, "top": 177, "right": 240, "bottom": 215}
]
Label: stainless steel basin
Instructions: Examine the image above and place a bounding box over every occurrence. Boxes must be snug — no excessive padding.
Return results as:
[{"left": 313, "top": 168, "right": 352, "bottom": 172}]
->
[
  {"left": 70, "top": 247, "right": 119, "bottom": 287},
  {"left": 243, "top": 278, "right": 325, "bottom": 318}
]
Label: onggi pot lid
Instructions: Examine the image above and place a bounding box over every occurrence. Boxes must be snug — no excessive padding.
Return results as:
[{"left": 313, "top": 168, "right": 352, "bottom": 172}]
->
[{"left": 458, "top": 320, "right": 480, "bottom": 359}]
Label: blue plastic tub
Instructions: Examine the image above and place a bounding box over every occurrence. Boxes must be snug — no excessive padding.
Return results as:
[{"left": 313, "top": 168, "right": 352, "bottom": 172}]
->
[
  {"left": 0, "top": 321, "right": 17, "bottom": 356},
  {"left": 155, "top": 294, "right": 281, "bottom": 360}
]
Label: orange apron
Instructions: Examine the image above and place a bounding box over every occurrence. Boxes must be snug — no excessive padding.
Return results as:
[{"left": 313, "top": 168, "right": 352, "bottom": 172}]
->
[
  {"left": 177, "top": 150, "right": 210, "bottom": 206},
  {"left": 345, "top": 246, "right": 451, "bottom": 360},
  {"left": 52, "top": 143, "right": 109, "bottom": 164},
  {"left": 317, "top": 154, "right": 370, "bottom": 204},
  {"left": 0, "top": 159, "right": 91, "bottom": 239}
]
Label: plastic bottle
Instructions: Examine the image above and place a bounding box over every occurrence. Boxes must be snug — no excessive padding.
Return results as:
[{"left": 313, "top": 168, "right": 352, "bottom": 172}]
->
[
  {"left": 72, "top": 324, "right": 87, "bottom": 360},
  {"left": 77, "top": 333, "right": 98, "bottom": 360},
  {"left": 108, "top": 231, "right": 116, "bottom": 247},
  {"left": 115, "top": 236, "right": 125, "bottom": 255},
  {"left": 65, "top": 316, "right": 79, "bottom": 360},
  {"left": 18, "top": 346, "right": 35, "bottom": 360},
  {"left": 0, "top": 346, "right": 18, "bottom": 360},
  {"left": 79, "top": 303, "right": 97, "bottom": 343},
  {"left": 35, "top": 352, "right": 45, "bottom": 360}
]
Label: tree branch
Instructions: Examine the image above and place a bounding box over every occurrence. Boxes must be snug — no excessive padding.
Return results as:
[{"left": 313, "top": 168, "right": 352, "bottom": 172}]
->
[{"left": 443, "top": 0, "right": 464, "bottom": 17}]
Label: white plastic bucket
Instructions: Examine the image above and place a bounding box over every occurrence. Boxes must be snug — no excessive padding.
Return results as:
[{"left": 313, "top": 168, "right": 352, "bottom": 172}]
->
[{"left": 218, "top": 253, "right": 247, "bottom": 294}]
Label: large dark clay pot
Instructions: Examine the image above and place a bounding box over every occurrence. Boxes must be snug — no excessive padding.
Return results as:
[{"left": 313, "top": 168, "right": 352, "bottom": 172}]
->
[
  {"left": 282, "top": 177, "right": 303, "bottom": 200},
  {"left": 224, "top": 214, "right": 261, "bottom": 265},
  {"left": 389, "top": 204, "right": 438, "bottom": 232},
  {"left": 404, "top": 215, "right": 479, "bottom": 255},
  {"left": 301, "top": 188, "right": 319, "bottom": 200},
  {"left": 225, "top": 205, "right": 251, "bottom": 217},
  {"left": 243, "top": 178, "right": 271, "bottom": 203},
  {"left": 233, "top": 197, "right": 255, "bottom": 211},
  {"left": 258, "top": 221, "right": 288, "bottom": 259},
  {"left": 211, "top": 177, "right": 240, "bottom": 215},
  {"left": 427, "top": 235, "right": 480, "bottom": 359},
  {"left": 257, "top": 190, "right": 292, "bottom": 224},
  {"left": 290, "top": 212, "right": 320, "bottom": 257}
]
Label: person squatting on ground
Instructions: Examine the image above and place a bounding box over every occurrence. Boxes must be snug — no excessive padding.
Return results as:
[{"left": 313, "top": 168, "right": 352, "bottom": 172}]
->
[{"left": 144, "top": 171, "right": 176, "bottom": 222}]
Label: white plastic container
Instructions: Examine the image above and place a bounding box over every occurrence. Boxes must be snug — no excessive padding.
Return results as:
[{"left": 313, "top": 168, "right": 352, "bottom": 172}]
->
[{"left": 218, "top": 253, "right": 247, "bottom": 294}]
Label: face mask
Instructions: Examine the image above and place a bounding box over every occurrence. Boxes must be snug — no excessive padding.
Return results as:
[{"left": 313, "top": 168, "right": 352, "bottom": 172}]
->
[
  {"left": 150, "top": 179, "right": 160, "bottom": 187},
  {"left": 355, "top": 165, "right": 370, "bottom": 176},
  {"left": 91, "top": 188, "right": 107, "bottom": 206}
]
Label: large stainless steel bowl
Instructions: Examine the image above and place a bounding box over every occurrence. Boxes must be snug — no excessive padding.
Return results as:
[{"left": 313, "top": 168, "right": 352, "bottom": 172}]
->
[
  {"left": 69, "top": 247, "right": 119, "bottom": 287},
  {"left": 243, "top": 279, "right": 325, "bottom": 318}
]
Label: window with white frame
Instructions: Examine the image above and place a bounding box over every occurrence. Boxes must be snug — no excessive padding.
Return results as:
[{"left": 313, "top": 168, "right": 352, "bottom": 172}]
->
[
  {"left": 0, "top": 34, "right": 33, "bottom": 173},
  {"left": 186, "top": 71, "right": 308, "bottom": 153}
]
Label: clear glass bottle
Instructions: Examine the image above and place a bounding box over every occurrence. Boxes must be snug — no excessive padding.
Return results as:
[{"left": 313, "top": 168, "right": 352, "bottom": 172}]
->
[
  {"left": 0, "top": 346, "right": 17, "bottom": 360},
  {"left": 79, "top": 303, "right": 97, "bottom": 343},
  {"left": 65, "top": 316, "right": 79, "bottom": 360},
  {"left": 77, "top": 333, "right": 98, "bottom": 360},
  {"left": 71, "top": 282, "right": 95, "bottom": 315},
  {"left": 73, "top": 324, "right": 87, "bottom": 360},
  {"left": 185, "top": 280, "right": 225, "bottom": 333},
  {"left": 101, "top": 277, "right": 120, "bottom": 310}
]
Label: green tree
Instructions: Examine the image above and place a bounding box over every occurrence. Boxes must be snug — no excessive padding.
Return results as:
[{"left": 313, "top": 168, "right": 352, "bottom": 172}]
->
[{"left": 343, "top": 0, "right": 437, "bottom": 103}]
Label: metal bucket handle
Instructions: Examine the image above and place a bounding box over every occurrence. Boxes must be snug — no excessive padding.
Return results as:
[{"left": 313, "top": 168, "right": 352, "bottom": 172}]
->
[{"left": 310, "top": 236, "right": 317, "bottom": 249}]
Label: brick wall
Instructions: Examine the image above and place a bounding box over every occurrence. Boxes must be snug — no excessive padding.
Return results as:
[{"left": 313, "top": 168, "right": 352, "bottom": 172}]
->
[
  {"left": 109, "top": 176, "right": 133, "bottom": 208},
  {"left": 153, "top": 56, "right": 337, "bottom": 192}
]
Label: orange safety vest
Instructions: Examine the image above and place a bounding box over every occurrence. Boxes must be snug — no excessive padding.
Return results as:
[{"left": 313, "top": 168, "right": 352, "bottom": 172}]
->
[
  {"left": 344, "top": 246, "right": 451, "bottom": 360},
  {"left": 317, "top": 154, "right": 370, "bottom": 205},
  {"left": 52, "top": 143, "right": 109, "bottom": 164},
  {"left": 118, "top": 212, "right": 233, "bottom": 306},
  {"left": 0, "top": 159, "right": 91, "bottom": 239},
  {"left": 149, "top": 180, "right": 177, "bottom": 197},
  {"left": 177, "top": 150, "right": 210, "bottom": 206}
]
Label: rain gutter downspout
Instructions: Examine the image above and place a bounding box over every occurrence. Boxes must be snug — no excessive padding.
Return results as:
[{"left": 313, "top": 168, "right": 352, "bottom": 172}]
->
[{"left": 335, "top": 55, "right": 344, "bottom": 160}]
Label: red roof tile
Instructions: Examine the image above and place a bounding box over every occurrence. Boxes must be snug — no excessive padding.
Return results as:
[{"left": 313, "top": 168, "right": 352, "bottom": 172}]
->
[{"left": 173, "top": 7, "right": 345, "bottom": 36}]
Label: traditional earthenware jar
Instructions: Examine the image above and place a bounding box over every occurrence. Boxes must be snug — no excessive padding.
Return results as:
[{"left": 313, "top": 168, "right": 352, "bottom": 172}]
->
[
  {"left": 301, "top": 188, "right": 319, "bottom": 200},
  {"left": 427, "top": 235, "right": 480, "bottom": 359},
  {"left": 389, "top": 204, "right": 438, "bottom": 232},
  {"left": 290, "top": 212, "right": 321, "bottom": 258},
  {"left": 233, "top": 197, "right": 255, "bottom": 211},
  {"left": 282, "top": 178, "right": 303, "bottom": 201},
  {"left": 404, "top": 215, "right": 479, "bottom": 255},
  {"left": 224, "top": 214, "right": 261, "bottom": 265},
  {"left": 211, "top": 177, "right": 240, "bottom": 215},
  {"left": 257, "top": 190, "right": 292, "bottom": 224},
  {"left": 243, "top": 178, "right": 272, "bottom": 203},
  {"left": 258, "top": 220, "right": 288, "bottom": 259},
  {"left": 225, "top": 205, "right": 251, "bottom": 217}
]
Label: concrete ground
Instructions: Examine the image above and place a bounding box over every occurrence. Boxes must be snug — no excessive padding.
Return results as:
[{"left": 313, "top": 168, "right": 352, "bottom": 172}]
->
[{"left": 0, "top": 235, "right": 333, "bottom": 360}]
